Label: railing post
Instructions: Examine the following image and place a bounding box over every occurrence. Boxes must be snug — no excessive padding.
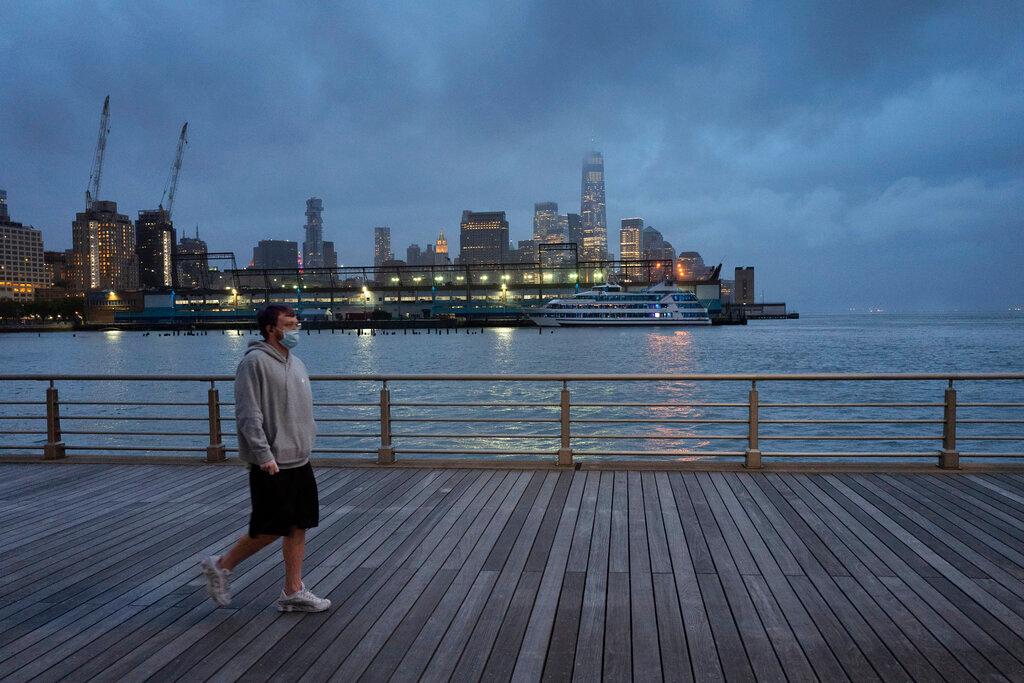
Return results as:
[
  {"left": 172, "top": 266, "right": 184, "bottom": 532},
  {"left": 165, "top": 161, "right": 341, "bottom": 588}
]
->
[
  {"left": 206, "top": 381, "right": 226, "bottom": 463},
  {"left": 43, "top": 380, "right": 66, "bottom": 460},
  {"left": 939, "top": 380, "right": 959, "bottom": 470},
  {"left": 745, "top": 380, "right": 762, "bottom": 469},
  {"left": 558, "top": 381, "right": 573, "bottom": 466},
  {"left": 378, "top": 380, "right": 395, "bottom": 464}
]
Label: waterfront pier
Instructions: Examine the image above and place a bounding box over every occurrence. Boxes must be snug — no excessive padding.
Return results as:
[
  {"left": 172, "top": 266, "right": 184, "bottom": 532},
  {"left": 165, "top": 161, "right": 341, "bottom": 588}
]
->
[
  {"left": 3, "top": 464, "right": 1024, "bottom": 680},
  {"left": 1, "top": 373, "right": 1023, "bottom": 679}
]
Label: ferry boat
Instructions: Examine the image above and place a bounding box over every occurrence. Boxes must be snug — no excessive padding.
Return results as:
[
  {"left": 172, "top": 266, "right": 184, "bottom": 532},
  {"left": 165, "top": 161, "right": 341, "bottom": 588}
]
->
[{"left": 528, "top": 283, "right": 711, "bottom": 327}]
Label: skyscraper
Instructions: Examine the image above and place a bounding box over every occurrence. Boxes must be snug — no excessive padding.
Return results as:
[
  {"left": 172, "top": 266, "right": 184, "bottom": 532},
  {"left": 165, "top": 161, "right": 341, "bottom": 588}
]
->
[
  {"left": 566, "top": 213, "right": 583, "bottom": 248},
  {"left": 580, "top": 151, "right": 607, "bottom": 260},
  {"left": 71, "top": 200, "right": 139, "bottom": 291},
  {"left": 135, "top": 209, "right": 176, "bottom": 289},
  {"left": 252, "top": 240, "right": 298, "bottom": 269},
  {"left": 619, "top": 218, "right": 643, "bottom": 277},
  {"left": 302, "top": 197, "right": 325, "bottom": 269},
  {"left": 735, "top": 267, "right": 755, "bottom": 304},
  {"left": 436, "top": 230, "right": 448, "bottom": 257},
  {"left": 177, "top": 226, "right": 208, "bottom": 289},
  {"left": 374, "top": 227, "right": 393, "bottom": 268},
  {"left": 532, "top": 202, "right": 561, "bottom": 245},
  {"left": 0, "top": 193, "right": 47, "bottom": 301},
  {"left": 406, "top": 243, "right": 422, "bottom": 266},
  {"left": 323, "top": 241, "right": 338, "bottom": 269},
  {"left": 641, "top": 226, "right": 676, "bottom": 262},
  {"left": 458, "top": 210, "right": 509, "bottom": 264}
]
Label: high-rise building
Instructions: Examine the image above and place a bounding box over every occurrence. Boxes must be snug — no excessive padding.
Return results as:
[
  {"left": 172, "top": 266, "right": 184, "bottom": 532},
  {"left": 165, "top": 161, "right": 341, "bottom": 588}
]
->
[
  {"left": 374, "top": 227, "right": 393, "bottom": 268},
  {"left": 0, "top": 194, "right": 47, "bottom": 301},
  {"left": 406, "top": 243, "right": 422, "bottom": 266},
  {"left": 458, "top": 210, "right": 509, "bottom": 264},
  {"left": 735, "top": 267, "right": 755, "bottom": 304},
  {"left": 580, "top": 151, "right": 607, "bottom": 260},
  {"left": 44, "top": 251, "right": 71, "bottom": 289},
  {"left": 436, "top": 229, "right": 448, "bottom": 257},
  {"left": 676, "top": 252, "right": 710, "bottom": 280},
  {"left": 532, "top": 202, "right": 562, "bottom": 245},
  {"left": 619, "top": 218, "right": 643, "bottom": 277},
  {"left": 177, "top": 226, "right": 208, "bottom": 289},
  {"left": 135, "top": 209, "right": 176, "bottom": 289},
  {"left": 323, "top": 241, "right": 338, "bottom": 269},
  {"left": 71, "top": 200, "right": 139, "bottom": 291},
  {"left": 641, "top": 226, "right": 675, "bottom": 262},
  {"left": 252, "top": 240, "right": 298, "bottom": 269},
  {"left": 565, "top": 213, "right": 583, "bottom": 249},
  {"left": 516, "top": 239, "right": 537, "bottom": 264},
  {"left": 302, "top": 197, "right": 325, "bottom": 269}
]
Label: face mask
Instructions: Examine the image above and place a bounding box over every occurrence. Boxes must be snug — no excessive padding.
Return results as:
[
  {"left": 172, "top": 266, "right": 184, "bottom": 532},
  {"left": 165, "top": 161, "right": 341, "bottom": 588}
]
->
[{"left": 280, "top": 329, "right": 300, "bottom": 349}]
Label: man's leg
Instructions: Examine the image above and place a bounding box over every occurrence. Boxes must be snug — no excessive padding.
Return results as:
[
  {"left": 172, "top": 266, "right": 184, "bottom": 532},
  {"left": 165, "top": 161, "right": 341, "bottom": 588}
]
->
[
  {"left": 282, "top": 528, "right": 305, "bottom": 594},
  {"left": 219, "top": 533, "right": 279, "bottom": 571}
]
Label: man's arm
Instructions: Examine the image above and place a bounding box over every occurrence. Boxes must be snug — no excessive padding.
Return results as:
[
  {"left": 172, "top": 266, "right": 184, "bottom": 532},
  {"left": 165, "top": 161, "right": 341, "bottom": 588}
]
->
[{"left": 235, "top": 361, "right": 276, "bottom": 469}]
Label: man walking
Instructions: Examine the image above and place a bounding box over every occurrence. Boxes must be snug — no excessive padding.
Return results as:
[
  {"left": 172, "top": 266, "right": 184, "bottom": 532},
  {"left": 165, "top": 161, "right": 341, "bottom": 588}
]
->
[{"left": 200, "top": 304, "right": 330, "bottom": 612}]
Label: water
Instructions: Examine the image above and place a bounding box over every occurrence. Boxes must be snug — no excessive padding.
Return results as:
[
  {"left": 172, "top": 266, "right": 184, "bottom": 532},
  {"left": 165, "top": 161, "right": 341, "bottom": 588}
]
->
[{"left": 2, "top": 313, "right": 1022, "bottom": 461}]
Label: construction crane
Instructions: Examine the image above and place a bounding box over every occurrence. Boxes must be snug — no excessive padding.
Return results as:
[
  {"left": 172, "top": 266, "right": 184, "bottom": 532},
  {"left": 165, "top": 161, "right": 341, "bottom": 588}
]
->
[
  {"left": 85, "top": 95, "right": 111, "bottom": 210},
  {"left": 159, "top": 122, "right": 188, "bottom": 218}
]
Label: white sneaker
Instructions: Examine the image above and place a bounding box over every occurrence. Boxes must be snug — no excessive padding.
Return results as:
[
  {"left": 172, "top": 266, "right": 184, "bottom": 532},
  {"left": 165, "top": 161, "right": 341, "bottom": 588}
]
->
[
  {"left": 201, "top": 555, "right": 232, "bottom": 607},
  {"left": 277, "top": 583, "right": 331, "bottom": 612}
]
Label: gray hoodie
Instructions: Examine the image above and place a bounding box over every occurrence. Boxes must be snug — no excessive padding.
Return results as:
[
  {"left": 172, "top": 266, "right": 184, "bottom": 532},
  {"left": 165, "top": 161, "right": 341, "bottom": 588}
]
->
[{"left": 234, "top": 340, "right": 316, "bottom": 469}]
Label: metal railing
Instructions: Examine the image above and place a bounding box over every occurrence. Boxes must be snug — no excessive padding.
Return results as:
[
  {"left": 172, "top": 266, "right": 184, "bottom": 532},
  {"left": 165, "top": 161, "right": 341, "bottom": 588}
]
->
[{"left": 1, "top": 373, "right": 1022, "bottom": 469}]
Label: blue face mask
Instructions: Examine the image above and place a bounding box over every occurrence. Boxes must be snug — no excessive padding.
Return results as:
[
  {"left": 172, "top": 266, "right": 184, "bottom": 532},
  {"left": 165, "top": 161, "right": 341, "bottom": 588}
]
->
[{"left": 280, "top": 329, "right": 300, "bottom": 349}]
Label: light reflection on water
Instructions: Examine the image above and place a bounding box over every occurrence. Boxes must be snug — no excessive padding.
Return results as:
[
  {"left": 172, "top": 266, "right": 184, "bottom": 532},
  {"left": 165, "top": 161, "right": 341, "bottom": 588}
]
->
[{"left": 1, "top": 313, "right": 1022, "bottom": 461}]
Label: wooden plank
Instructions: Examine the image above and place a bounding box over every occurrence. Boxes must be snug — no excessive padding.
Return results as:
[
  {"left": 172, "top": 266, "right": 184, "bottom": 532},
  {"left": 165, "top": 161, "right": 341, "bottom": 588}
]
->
[
  {"left": 565, "top": 471, "right": 599, "bottom": 573},
  {"left": 608, "top": 471, "right": 629, "bottom": 573},
  {"left": 789, "top": 474, "right": 1024, "bottom": 680},
  {"left": 570, "top": 471, "right": 613, "bottom": 682},
  {"left": 513, "top": 471, "right": 587, "bottom": 681},
  {"left": 641, "top": 471, "right": 672, "bottom": 574},
  {"left": 603, "top": 571, "right": 631, "bottom": 682},
  {"left": 651, "top": 572, "right": 692, "bottom": 683},
  {"left": 449, "top": 472, "right": 560, "bottom": 681},
  {"left": 627, "top": 471, "right": 661, "bottom": 682},
  {"left": 541, "top": 571, "right": 585, "bottom": 682},
  {"left": 657, "top": 472, "right": 723, "bottom": 682},
  {"left": 388, "top": 472, "right": 533, "bottom": 682}
]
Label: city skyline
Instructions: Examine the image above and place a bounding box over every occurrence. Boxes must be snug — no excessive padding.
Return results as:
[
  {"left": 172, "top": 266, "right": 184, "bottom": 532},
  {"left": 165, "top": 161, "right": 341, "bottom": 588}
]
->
[{"left": 1, "top": 2, "right": 1022, "bottom": 312}]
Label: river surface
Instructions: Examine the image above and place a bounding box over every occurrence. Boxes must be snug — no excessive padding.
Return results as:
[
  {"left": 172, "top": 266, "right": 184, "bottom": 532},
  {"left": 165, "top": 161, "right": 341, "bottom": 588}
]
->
[{"left": 2, "top": 313, "right": 1022, "bottom": 461}]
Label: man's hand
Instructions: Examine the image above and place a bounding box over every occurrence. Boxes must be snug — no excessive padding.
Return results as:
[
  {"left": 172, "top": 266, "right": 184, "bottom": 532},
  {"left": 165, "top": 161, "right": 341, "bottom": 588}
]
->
[{"left": 260, "top": 460, "right": 280, "bottom": 475}]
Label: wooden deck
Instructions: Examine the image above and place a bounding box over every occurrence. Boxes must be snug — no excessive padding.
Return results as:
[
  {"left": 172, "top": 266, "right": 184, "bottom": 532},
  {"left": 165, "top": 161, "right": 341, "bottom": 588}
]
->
[{"left": 2, "top": 464, "right": 1024, "bottom": 681}]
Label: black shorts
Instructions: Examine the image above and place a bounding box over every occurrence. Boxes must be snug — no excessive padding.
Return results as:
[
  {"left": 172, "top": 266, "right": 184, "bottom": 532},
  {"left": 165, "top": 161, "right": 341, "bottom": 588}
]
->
[{"left": 248, "top": 462, "right": 319, "bottom": 538}]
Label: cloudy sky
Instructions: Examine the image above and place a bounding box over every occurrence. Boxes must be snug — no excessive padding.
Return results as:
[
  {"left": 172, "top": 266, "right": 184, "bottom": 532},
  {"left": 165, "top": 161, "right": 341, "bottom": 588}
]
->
[{"left": 2, "top": 1, "right": 1021, "bottom": 312}]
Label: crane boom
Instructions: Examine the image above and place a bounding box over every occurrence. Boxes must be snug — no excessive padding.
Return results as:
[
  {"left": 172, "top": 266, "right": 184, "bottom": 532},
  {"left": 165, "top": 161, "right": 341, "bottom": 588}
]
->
[
  {"left": 85, "top": 95, "right": 110, "bottom": 210},
  {"left": 160, "top": 122, "right": 188, "bottom": 218}
]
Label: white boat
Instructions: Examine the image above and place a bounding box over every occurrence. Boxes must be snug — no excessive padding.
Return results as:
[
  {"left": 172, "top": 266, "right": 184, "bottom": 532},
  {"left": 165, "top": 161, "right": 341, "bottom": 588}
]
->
[{"left": 527, "top": 283, "right": 712, "bottom": 327}]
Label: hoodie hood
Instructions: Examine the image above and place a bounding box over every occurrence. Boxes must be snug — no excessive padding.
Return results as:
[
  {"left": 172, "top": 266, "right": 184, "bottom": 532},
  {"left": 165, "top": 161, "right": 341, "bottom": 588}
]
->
[{"left": 245, "top": 339, "right": 288, "bottom": 364}]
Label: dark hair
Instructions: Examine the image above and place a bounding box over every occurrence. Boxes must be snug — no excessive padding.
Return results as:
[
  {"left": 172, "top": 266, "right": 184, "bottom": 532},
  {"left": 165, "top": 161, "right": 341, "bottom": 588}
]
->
[{"left": 257, "top": 304, "right": 296, "bottom": 339}]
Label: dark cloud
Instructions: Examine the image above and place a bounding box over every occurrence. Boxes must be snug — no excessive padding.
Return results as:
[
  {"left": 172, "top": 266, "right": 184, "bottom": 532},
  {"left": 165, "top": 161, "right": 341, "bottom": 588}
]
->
[{"left": 1, "top": 0, "right": 1021, "bottom": 311}]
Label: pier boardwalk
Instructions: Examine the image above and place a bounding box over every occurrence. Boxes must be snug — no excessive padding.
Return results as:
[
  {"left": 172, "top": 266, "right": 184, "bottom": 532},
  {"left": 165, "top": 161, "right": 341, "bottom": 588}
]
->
[{"left": 2, "top": 464, "right": 1024, "bottom": 681}]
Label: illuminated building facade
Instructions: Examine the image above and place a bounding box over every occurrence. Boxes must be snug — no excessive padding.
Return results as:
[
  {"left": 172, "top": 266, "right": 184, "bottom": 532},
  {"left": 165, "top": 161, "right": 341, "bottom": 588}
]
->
[
  {"left": 619, "top": 218, "right": 643, "bottom": 277},
  {"left": 676, "top": 251, "right": 710, "bottom": 280},
  {"left": 302, "top": 197, "right": 325, "bottom": 269},
  {"left": 580, "top": 151, "right": 607, "bottom": 259},
  {"left": 374, "top": 226, "right": 393, "bottom": 268},
  {"left": 532, "top": 202, "right": 562, "bottom": 245},
  {"left": 436, "top": 229, "right": 448, "bottom": 256},
  {"left": 136, "top": 209, "right": 176, "bottom": 289},
  {"left": 0, "top": 197, "right": 47, "bottom": 301},
  {"left": 458, "top": 210, "right": 509, "bottom": 264},
  {"left": 71, "top": 200, "right": 139, "bottom": 292}
]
